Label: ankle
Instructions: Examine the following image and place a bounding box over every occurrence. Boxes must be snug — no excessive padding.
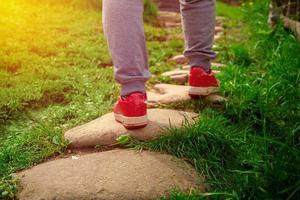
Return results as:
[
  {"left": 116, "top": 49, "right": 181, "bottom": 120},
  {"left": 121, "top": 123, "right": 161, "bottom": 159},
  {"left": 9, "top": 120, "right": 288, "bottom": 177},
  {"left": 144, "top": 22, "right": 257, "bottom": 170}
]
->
[
  {"left": 191, "top": 66, "right": 211, "bottom": 73},
  {"left": 121, "top": 91, "right": 146, "bottom": 99},
  {"left": 121, "top": 81, "right": 146, "bottom": 97}
]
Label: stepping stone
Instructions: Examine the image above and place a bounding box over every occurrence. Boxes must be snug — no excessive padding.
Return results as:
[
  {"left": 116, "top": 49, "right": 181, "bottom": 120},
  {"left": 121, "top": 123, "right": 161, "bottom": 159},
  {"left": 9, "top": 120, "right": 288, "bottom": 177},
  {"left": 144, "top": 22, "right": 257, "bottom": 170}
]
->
[
  {"left": 147, "top": 84, "right": 226, "bottom": 106},
  {"left": 215, "top": 26, "right": 224, "bottom": 33},
  {"left": 182, "top": 65, "right": 190, "bottom": 70},
  {"left": 165, "top": 22, "right": 181, "bottom": 28},
  {"left": 214, "top": 33, "right": 223, "bottom": 41},
  {"left": 18, "top": 149, "right": 204, "bottom": 200},
  {"left": 170, "top": 55, "right": 188, "bottom": 64},
  {"left": 158, "top": 11, "right": 181, "bottom": 28},
  {"left": 161, "top": 70, "right": 189, "bottom": 84},
  {"left": 158, "top": 11, "right": 181, "bottom": 23},
  {"left": 147, "top": 84, "right": 190, "bottom": 105},
  {"left": 65, "top": 109, "right": 198, "bottom": 149}
]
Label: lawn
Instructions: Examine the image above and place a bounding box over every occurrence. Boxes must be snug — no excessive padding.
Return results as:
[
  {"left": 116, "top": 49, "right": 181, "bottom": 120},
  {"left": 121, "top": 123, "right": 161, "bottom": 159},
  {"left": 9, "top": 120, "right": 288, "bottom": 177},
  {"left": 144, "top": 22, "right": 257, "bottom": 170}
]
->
[{"left": 1, "top": 0, "right": 300, "bottom": 199}]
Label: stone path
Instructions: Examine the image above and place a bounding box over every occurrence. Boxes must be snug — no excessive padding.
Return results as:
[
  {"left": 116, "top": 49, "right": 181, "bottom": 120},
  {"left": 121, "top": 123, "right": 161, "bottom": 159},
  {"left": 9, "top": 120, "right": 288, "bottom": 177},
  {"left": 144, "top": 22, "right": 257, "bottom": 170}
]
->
[
  {"left": 161, "top": 70, "right": 189, "bottom": 84},
  {"left": 65, "top": 109, "right": 197, "bottom": 148},
  {"left": 17, "top": 11, "right": 227, "bottom": 200}
]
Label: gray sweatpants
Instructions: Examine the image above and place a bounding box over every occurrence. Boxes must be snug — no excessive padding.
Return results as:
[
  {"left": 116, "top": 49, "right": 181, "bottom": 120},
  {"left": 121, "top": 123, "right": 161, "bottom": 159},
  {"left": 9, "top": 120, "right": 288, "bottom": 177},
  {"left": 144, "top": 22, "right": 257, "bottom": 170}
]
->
[{"left": 102, "top": 0, "right": 216, "bottom": 96}]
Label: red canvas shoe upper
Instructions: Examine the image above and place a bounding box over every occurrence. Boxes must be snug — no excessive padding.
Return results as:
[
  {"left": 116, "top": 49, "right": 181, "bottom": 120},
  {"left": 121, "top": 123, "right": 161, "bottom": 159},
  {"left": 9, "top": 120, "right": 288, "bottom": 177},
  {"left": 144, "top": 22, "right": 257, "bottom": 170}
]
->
[
  {"left": 189, "top": 67, "right": 219, "bottom": 87},
  {"left": 113, "top": 92, "right": 147, "bottom": 117}
]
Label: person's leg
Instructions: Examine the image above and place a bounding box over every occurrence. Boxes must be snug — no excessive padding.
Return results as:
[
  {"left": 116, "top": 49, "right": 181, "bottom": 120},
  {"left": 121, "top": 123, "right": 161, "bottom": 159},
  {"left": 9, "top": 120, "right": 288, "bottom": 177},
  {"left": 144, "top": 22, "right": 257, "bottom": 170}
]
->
[
  {"left": 102, "top": 0, "right": 151, "bottom": 96},
  {"left": 102, "top": 0, "right": 149, "bottom": 129},
  {"left": 180, "top": 0, "right": 216, "bottom": 72},
  {"left": 180, "top": 0, "right": 219, "bottom": 97}
]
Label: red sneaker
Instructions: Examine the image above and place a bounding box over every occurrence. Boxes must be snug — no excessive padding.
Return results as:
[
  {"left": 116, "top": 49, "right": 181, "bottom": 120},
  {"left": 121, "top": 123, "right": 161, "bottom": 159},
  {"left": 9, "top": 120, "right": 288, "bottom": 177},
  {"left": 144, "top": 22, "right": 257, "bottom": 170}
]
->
[
  {"left": 188, "top": 67, "right": 219, "bottom": 97},
  {"left": 113, "top": 92, "right": 148, "bottom": 129}
]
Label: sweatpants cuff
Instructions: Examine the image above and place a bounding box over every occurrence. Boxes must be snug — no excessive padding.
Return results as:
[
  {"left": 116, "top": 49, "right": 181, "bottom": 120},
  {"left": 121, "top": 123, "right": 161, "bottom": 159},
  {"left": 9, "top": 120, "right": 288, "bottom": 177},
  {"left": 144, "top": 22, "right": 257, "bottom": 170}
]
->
[
  {"left": 189, "top": 57, "right": 211, "bottom": 72},
  {"left": 121, "top": 81, "right": 146, "bottom": 96}
]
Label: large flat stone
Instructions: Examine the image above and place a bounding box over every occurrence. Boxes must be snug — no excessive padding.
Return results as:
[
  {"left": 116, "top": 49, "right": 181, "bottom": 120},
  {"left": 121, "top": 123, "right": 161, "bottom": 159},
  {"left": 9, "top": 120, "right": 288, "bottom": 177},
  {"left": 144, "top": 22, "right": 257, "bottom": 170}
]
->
[
  {"left": 215, "top": 26, "right": 224, "bottom": 33},
  {"left": 162, "top": 70, "right": 189, "bottom": 77},
  {"left": 147, "top": 84, "right": 226, "bottom": 106},
  {"left": 147, "top": 84, "right": 191, "bottom": 105},
  {"left": 64, "top": 108, "right": 198, "bottom": 148},
  {"left": 161, "top": 70, "right": 189, "bottom": 84},
  {"left": 170, "top": 55, "right": 188, "bottom": 64},
  {"left": 18, "top": 149, "right": 204, "bottom": 200},
  {"left": 165, "top": 22, "right": 181, "bottom": 28},
  {"left": 182, "top": 65, "right": 191, "bottom": 70},
  {"left": 158, "top": 11, "right": 181, "bottom": 23}
]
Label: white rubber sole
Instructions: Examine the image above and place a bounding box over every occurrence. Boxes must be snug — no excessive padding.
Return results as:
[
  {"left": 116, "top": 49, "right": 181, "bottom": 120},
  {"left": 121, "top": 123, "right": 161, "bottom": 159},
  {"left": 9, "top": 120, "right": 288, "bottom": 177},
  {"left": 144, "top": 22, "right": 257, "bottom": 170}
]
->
[
  {"left": 114, "top": 113, "right": 148, "bottom": 128},
  {"left": 188, "top": 86, "right": 219, "bottom": 96}
]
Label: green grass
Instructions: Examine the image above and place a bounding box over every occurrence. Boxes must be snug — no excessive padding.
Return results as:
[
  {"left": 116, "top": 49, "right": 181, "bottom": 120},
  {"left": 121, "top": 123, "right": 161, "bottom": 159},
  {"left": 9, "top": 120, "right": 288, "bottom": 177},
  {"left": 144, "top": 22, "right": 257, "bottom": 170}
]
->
[
  {"left": 144, "top": 0, "right": 159, "bottom": 23},
  {"left": 216, "top": 1, "right": 243, "bottom": 19},
  {"left": 134, "top": 109, "right": 264, "bottom": 199}
]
